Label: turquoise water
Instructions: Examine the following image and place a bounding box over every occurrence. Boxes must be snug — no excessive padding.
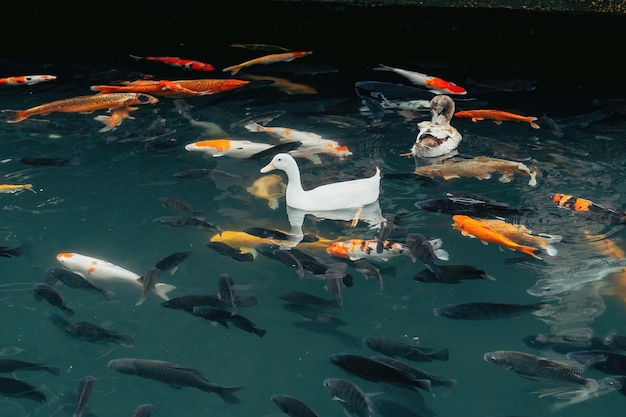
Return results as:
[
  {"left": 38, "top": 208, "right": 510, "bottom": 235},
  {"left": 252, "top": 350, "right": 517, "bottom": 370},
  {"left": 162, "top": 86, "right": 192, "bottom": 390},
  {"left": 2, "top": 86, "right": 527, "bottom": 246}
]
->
[{"left": 1, "top": 5, "right": 626, "bottom": 417}]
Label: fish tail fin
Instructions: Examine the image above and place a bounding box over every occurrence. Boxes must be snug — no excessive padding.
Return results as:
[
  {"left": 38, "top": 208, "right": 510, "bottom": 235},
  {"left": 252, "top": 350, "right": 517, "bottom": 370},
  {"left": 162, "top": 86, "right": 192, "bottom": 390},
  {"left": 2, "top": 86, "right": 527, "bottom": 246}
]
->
[
  {"left": 44, "top": 366, "right": 61, "bottom": 376},
  {"left": 3, "top": 246, "right": 24, "bottom": 257},
  {"left": 94, "top": 115, "right": 120, "bottom": 132},
  {"left": 116, "top": 334, "right": 135, "bottom": 348},
  {"left": 128, "top": 54, "right": 143, "bottom": 61},
  {"left": 153, "top": 283, "right": 177, "bottom": 300},
  {"left": 253, "top": 327, "right": 267, "bottom": 338},
  {"left": 90, "top": 85, "right": 116, "bottom": 93},
  {"left": 215, "top": 386, "right": 244, "bottom": 405},
  {"left": 441, "top": 378, "right": 458, "bottom": 389},
  {"left": 63, "top": 306, "right": 75, "bottom": 318},
  {"left": 426, "top": 263, "right": 443, "bottom": 280},
  {"left": 518, "top": 244, "right": 542, "bottom": 260},
  {"left": 2, "top": 109, "right": 28, "bottom": 123},
  {"left": 373, "top": 64, "right": 393, "bottom": 71},
  {"left": 543, "top": 243, "right": 559, "bottom": 256},
  {"left": 530, "top": 118, "right": 540, "bottom": 129},
  {"left": 431, "top": 347, "right": 450, "bottom": 361}
]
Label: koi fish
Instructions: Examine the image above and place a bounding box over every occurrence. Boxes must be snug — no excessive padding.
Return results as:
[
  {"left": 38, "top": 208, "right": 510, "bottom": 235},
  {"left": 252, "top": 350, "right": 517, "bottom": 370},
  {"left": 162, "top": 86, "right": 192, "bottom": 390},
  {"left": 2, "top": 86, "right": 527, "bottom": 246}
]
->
[
  {"left": 222, "top": 51, "right": 313, "bottom": 75},
  {"left": 2, "top": 92, "right": 158, "bottom": 124},
  {"left": 414, "top": 156, "right": 537, "bottom": 186},
  {"left": 90, "top": 79, "right": 249, "bottom": 98},
  {"left": 130, "top": 54, "right": 214, "bottom": 71},
  {"left": 326, "top": 238, "right": 447, "bottom": 262},
  {"left": 454, "top": 109, "right": 540, "bottom": 129},
  {"left": 374, "top": 64, "right": 467, "bottom": 95},
  {"left": 209, "top": 230, "right": 336, "bottom": 257},
  {"left": 94, "top": 106, "right": 133, "bottom": 132},
  {"left": 56, "top": 253, "right": 177, "bottom": 301},
  {"left": 549, "top": 193, "right": 626, "bottom": 223},
  {"left": 451, "top": 214, "right": 542, "bottom": 259},
  {"left": 470, "top": 218, "right": 561, "bottom": 256},
  {"left": 0, "top": 184, "right": 35, "bottom": 193},
  {"left": 230, "top": 43, "right": 291, "bottom": 52},
  {"left": 246, "top": 174, "right": 286, "bottom": 210},
  {"left": 0, "top": 75, "right": 57, "bottom": 86},
  {"left": 239, "top": 73, "right": 317, "bottom": 94},
  {"left": 185, "top": 139, "right": 275, "bottom": 158}
]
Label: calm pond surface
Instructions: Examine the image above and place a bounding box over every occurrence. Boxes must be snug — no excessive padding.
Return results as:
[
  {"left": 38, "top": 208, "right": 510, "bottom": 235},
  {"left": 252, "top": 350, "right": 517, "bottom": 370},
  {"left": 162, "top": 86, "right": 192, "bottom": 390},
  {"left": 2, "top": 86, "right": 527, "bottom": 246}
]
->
[{"left": 1, "top": 3, "right": 626, "bottom": 417}]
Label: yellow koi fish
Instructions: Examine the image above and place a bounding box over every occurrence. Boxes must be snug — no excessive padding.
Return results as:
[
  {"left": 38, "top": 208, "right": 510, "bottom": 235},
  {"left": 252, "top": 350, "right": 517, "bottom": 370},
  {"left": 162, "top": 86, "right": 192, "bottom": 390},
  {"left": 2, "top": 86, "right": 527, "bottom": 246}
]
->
[{"left": 0, "top": 184, "right": 36, "bottom": 193}]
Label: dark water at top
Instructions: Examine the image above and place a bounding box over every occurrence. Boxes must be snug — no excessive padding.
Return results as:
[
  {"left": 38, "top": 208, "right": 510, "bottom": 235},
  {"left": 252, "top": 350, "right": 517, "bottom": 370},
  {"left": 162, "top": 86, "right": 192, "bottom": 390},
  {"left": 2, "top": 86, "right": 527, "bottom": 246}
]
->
[{"left": 1, "top": 3, "right": 626, "bottom": 417}]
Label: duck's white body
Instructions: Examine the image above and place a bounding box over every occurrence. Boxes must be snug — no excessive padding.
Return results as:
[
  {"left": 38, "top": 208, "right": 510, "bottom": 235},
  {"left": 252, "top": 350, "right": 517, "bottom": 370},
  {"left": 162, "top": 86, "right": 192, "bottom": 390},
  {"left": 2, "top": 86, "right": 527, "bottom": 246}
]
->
[
  {"left": 260, "top": 153, "right": 380, "bottom": 211},
  {"left": 411, "top": 95, "right": 462, "bottom": 158}
]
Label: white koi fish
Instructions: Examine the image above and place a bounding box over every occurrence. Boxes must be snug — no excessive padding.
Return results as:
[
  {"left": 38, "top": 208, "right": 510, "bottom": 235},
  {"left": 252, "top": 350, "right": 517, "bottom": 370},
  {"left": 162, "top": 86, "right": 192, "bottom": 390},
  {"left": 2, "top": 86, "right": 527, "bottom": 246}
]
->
[
  {"left": 374, "top": 64, "right": 467, "bottom": 95},
  {"left": 185, "top": 139, "right": 273, "bottom": 158},
  {"left": 326, "top": 239, "right": 448, "bottom": 262},
  {"left": 56, "top": 253, "right": 176, "bottom": 301}
]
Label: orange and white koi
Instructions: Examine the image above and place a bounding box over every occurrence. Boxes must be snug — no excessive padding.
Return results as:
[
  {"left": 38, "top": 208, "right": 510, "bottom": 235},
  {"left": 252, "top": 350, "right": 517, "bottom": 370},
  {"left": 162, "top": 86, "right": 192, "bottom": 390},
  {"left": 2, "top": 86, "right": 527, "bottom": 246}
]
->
[
  {"left": 56, "top": 252, "right": 176, "bottom": 301},
  {"left": 414, "top": 156, "right": 537, "bottom": 186},
  {"left": 451, "top": 215, "right": 542, "bottom": 260},
  {"left": 454, "top": 109, "right": 540, "bottom": 129},
  {"left": 0, "top": 184, "right": 35, "bottom": 193},
  {"left": 244, "top": 122, "right": 352, "bottom": 161},
  {"left": 222, "top": 51, "right": 313, "bottom": 75},
  {"left": 326, "top": 238, "right": 448, "bottom": 262},
  {"left": 130, "top": 54, "right": 214, "bottom": 71},
  {"left": 185, "top": 139, "right": 274, "bottom": 158},
  {"left": 90, "top": 79, "right": 249, "bottom": 98},
  {"left": 374, "top": 64, "right": 466, "bottom": 95},
  {"left": 549, "top": 193, "right": 626, "bottom": 223},
  {"left": 471, "top": 218, "right": 561, "bottom": 256},
  {"left": 0, "top": 75, "right": 57, "bottom": 86},
  {"left": 1, "top": 92, "right": 158, "bottom": 124}
]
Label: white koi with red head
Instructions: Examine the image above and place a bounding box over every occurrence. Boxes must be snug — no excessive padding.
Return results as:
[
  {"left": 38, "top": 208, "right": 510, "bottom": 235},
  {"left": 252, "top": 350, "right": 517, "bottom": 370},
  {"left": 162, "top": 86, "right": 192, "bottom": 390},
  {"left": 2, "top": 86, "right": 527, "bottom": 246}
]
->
[{"left": 56, "top": 253, "right": 176, "bottom": 301}]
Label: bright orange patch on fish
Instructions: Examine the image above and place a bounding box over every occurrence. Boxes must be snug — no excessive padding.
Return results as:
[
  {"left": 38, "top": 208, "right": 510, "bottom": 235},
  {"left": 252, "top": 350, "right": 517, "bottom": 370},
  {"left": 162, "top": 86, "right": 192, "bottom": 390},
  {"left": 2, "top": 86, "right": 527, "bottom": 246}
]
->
[
  {"left": 195, "top": 140, "right": 231, "bottom": 151},
  {"left": 426, "top": 77, "right": 466, "bottom": 94},
  {"left": 57, "top": 253, "right": 74, "bottom": 259},
  {"left": 452, "top": 214, "right": 541, "bottom": 259},
  {"left": 454, "top": 109, "right": 539, "bottom": 129},
  {"left": 551, "top": 193, "right": 593, "bottom": 211}
]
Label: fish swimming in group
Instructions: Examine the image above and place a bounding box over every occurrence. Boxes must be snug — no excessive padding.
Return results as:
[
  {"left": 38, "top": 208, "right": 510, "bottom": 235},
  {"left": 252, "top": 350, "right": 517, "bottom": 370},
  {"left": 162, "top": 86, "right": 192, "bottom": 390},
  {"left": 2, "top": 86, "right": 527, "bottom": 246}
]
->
[
  {"left": 130, "top": 403, "right": 155, "bottom": 417},
  {"left": 484, "top": 350, "right": 598, "bottom": 391},
  {"left": 566, "top": 349, "right": 626, "bottom": 375},
  {"left": 369, "top": 355, "right": 457, "bottom": 389},
  {"left": 217, "top": 274, "right": 238, "bottom": 311},
  {"left": 363, "top": 336, "right": 449, "bottom": 362},
  {"left": 72, "top": 375, "right": 96, "bottom": 417},
  {"left": 158, "top": 197, "right": 206, "bottom": 220},
  {"left": 161, "top": 293, "right": 258, "bottom": 314},
  {"left": 153, "top": 251, "right": 192, "bottom": 275},
  {"left": 19, "top": 156, "right": 80, "bottom": 166},
  {"left": 46, "top": 266, "right": 112, "bottom": 299},
  {"left": 153, "top": 216, "right": 222, "bottom": 233},
  {"left": 2, "top": 92, "right": 158, "bottom": 124},
  {"left": 129, "top": 54, "right": 215, "bottom": 71},
  {"left": 222, "top": 50, "right": 313, "bottom": 75},
  {"left": 451, "top": 215, "right": 542, "bottom": 259},
  {"left": 549, "top": 193, "right": 626, "bottom": 223},
  {"left": 355, "top": 80, "right": 435, "bottom": 101},
  {"left": 136, "top": 267, "right": 161, "bottom": 306},
  {"left": 326, "top": 238, "right": 446, "bottom": 263},
  {"left": 184, "top": 139, "right": 278, "bottom": 159},
  {"left": 56, "top": 252, "right": 177, "bottom": 301},
  {"left": 192, "top": 305, "right": 266, "bottom": 337},
  {"left": 90, "top": 79, "right": 249, "bottom": 97},
  {"left": 58, "top": 319, "right": 135, "bottom": 348},
  {"left": 271, "top": 394, "right": 320, "bottom": 417},
  {"left": 32, "top": 282, "right": 75, "bottom": 317},
  {"left": 278, "top": 290, "right": 340, "bottom": 309},
  {"left": 107, "top": 358, "right": 244, "bottom": 404},
  {"left": 0, "top": 376, "right": 47, "bottom": 403},
  {"left": 0, "top": 74, "right": 57, "bottom": 85},
  {"left": 206, "top": 241, "right": 255, "bottom": 262},
  {"left": 0, "top": 359, "right": 59, "bottom": 376},
  {"left": 323, "top": 377, "right": 376, "bottom": 417},
  {"left": 433, "top": 301, "right": 550, "bottom": 320},
  {"left": 454, "top": 109, "right": 540, "bottom": 128},
  {"left": 414, "top": 156, "right": 538, "bottom": 186},
  {"left": 415, "top": 191, "right": 535, "bottom": 217}
]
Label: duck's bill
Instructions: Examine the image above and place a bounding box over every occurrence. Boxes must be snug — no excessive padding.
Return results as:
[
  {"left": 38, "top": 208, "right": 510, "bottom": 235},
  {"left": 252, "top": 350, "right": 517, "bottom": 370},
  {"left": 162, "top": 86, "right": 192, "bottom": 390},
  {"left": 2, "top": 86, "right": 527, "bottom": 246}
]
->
[{"left": 260, "top": 162, "right": 275, "bottom": 173}]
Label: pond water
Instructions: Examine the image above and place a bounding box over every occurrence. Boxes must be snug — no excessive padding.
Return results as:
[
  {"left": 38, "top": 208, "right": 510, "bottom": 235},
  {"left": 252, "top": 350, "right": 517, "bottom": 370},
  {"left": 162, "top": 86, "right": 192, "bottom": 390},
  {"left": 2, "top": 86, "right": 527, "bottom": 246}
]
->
[{"left": 1, "top": 3, "right": 626, "bottom": 417}]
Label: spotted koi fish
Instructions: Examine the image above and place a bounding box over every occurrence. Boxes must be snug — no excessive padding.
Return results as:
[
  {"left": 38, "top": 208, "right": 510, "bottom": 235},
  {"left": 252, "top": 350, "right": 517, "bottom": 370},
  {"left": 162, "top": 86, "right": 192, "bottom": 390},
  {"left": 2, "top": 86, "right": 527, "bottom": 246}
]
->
[
  {"left": 452, "top": 215, "right": 542, "bottom": 260},
  {"left": 326, "top": 238, "right": 447, "bottom": 262},
  {"left": 0, "top": 75, "right": 57, "bottom": 86},
  {"left": 549, "top": 193, "right": 626, "bottom": 223}
]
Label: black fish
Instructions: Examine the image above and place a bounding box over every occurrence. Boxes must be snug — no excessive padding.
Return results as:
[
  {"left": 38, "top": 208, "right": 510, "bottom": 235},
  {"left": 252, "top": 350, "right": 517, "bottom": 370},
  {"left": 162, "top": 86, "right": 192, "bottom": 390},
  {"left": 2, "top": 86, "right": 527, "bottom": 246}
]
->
[
  {"left": 414, "top": 264, "right": 494, "bottom": 284},
  {"left": 0, "top": 246, "right": 23, "bottom": 258},
  {"left": 359, "top": 96, "right": 385, "bottom": 123},
  {"left": 73, "top": 375, "right": 96, "bottom": 417},
  {"left": 405, "top": 233, "right": 439, "bottom": 265},
  {"left": 107, "top": 358, "right": 243, "bottom": 405},
  {"left": 192, "top": 305, "right": 266, "bottom": 337},
  {"left": 369, "top": 355, "right": 457, "bottom": 388},
  {"left": 566, "top": 349, "right": 626, "bottom": 375},
  {"left": 19, "top": 156, "right": 79, "bottom": 166},
  {"left": 244, "top": 226, "right": 291, "bottom": 240},
  {"left": 131, "top": 403, "right": 155, "bottom": 417},
  {"left": 206, "top": 242, "right": 254, "bottom": 262},
  {"left": 154, "top": 251, "right": 192, "bottom": 274},
  {"left": 0, "top": 376, "right": 47, "bottom": 403},
  {"left": 136, "top": 267, "right": 160, "bottom": 306},
  {"left": 154, "top": 216, "right": 222, "bottom": 233},
  {"left": 247, "top": 141, "right": 302, "bottom": 160},
  {"left": 162, "top": 294, "right": 258, "bottom": 313},
  {"left": 363, "top": 336, "right": 449, "bottom": 362},
  {"left": 277, "top": 290, "right": 339, "bottom": 308},
  {"left": 273, "top": 249, "right": 305, "bottom": 279},
  {"left": 33, "top": 282, "right": 74, "bottom": 317},
  {"left": 158, "top": 197, "right": 206, "bottom": 220},
  {"left": 0, "top": 359, "right": 59, "bottom": 376},
  {"left": 376, "top": 213, "right": 396, "bottom": 254},
  {"left": 324, "top": 268, "right": 347, "bottom": 307},
  {"left": 433, "top": 301, "right": 549, "bottom": 320},
  {"left": 323, "top": 378, "right": 374, "bottom": 417},
  {"left": 46, "top": 266, "right": 111, "bottom": 299},
  {"left": 281, "top": 303, "right": 348, "bottom": 327},
  {"left": 63, "top": 321, "right": 135, "bottom": 347},
  {"left": 415, "top": 193, "right": 534, "bottom": 217},
  {"left": 328, "top": 352, "right": 432, "bottom": 393},
  {"left": 271, "top": 394, "right": 320, "bottom": 417}
]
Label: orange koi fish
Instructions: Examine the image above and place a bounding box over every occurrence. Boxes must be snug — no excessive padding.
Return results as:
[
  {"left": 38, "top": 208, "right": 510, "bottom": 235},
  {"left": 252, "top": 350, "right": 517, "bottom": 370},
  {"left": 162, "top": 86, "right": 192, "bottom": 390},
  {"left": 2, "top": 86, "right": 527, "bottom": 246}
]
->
[
  {"left": 222, "top": 51, "right": 313, "bottom": 75},
  {"left": 90, "top": 79, "right": 249, "bottom": 98},
  {"left": 549, "top": 193, "right": 626, "bottom": 223},
  {"left": 454, "top": 109, "right": 540, "bottom": 129},
  {"left": 472, "top": 218, "right": 561, "bottom": 256},
  {"left": 414, "top": 156, "right": 537, "bottom": 186},
  {"left": 0, "top": 184, "right": 35, "bottom": 193},
  {"left": 452, "top": 215, "right": 542, "bottom": 259},
  {"left": 374, "top": 64, "right": 466, "bottom": 95},
  {"left": 94, "top": 106, "right": 134, "bottom": 132},
  {"left": 130, "top": 54, "right": 214, "bottom": 71},
  {"left": 0, "top": 75, "right": 57, "bottom": 86},
  {"left": 1, "top": 92, "right": 158, "bottom": 124}
]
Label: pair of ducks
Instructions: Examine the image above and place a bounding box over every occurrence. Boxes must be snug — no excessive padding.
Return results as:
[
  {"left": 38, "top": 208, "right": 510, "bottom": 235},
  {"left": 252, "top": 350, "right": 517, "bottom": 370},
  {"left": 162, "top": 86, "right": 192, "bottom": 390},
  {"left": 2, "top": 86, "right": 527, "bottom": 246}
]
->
[{"left": 259, "top": 95, "right": 460, "bottom": 215}]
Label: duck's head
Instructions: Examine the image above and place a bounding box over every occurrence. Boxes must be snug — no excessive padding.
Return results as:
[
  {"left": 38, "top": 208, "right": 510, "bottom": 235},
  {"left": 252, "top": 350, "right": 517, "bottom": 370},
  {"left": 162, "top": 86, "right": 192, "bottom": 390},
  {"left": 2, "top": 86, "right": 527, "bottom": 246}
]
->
[
  {"left": 430, "top": 95, "right": 455, "bottom": 124},
  {"left": 260, "top": 153, "right": 297, "bottom": 174}
]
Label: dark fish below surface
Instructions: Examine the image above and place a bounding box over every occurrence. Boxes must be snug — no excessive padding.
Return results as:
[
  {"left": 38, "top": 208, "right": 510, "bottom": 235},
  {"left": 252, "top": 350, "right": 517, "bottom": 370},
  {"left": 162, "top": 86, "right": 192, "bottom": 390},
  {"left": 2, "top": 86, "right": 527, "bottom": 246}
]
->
[
  {"left": 369, "top": 355, "right": 457, "bottom": 388},
  {"left": 62, "top": 320, "right": 135, "bottom": 347},
  {"left": 107, "top": 358, "right": 244, "bottom": 405},
  {"left": 433, "top": 301, "right": 550, "bottom": 320},
  {"left": 0, "top": 376, "right": 47, "bottom": 403},
  {"left": 130, "top": 403, "right": 155, "bottom": 417},
  {"left": 0, "top": 358, "right": 60, "bottom": 376},
  {"left": 161, "top": 293, "right": 258, "bottom": 313},
  {"left": 19, "top": 156, "right": 80, "bottom": 166},
  {"left": 73, "top": 375, "right": 96, "bottom": 417},
  {"left": 363, "top": 336, "right": 449, "bottom": 362},
  {"left": 192, "top": 305, "right": 266, "bottom": 337},
  {"left": 415, "top": 192, "right": 535, "bottom": 217},
  {"left": 153, "top": 250, "right": 192, "bottom": 274},
  {"left": 32, "top": 282, "right": 74, "bottom": 317},
  {"left": 206, "top": 241, "right": 254, "bottom": 262},
  {"left": 46, "top": 266, "right": 111, "bottom": 299},
  {"left": 153, "top": 216, "right": 222, "bottom": 233},
  {"left": 277, "top": 290, "right": 340, "bottom": 308},
  {"left": 323, "top": 377, "right": 375, "bottom": 417},
  {"left": 566, "top": 349, "right": 626, "bottom": 375},
  {"left": 415, "top": 264, "right": 494, "bottom": 284},
  {"left": 0, "top": 246, "right": 24, "bottom": 258},
  {"left": 271, "top": 394, "right": 320, "bottom": 417},
  {"left": 158, "top": 196, "right": 206, "bottom": 220}
]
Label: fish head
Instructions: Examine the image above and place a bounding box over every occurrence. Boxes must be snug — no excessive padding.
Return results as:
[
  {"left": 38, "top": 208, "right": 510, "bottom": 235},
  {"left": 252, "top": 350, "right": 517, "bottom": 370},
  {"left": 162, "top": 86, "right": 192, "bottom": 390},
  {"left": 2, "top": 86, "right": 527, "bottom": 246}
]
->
[
  {"left": 326, "top": 242, "right": 349, "bottom": 258},
  {"left": 185, "top": 139, "right": 231, "bottom": 155},
  {"left": 56, "top": 252, "right": 78, "bottom": 267}
]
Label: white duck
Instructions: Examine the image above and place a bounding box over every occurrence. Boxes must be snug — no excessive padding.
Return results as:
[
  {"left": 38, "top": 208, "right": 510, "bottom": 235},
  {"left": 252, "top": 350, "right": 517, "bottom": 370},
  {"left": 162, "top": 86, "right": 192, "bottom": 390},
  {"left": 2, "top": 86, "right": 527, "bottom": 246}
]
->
[
  {"left": 410, "top": 94, "right": 462, "bottom": 158},
  {"left": 260, "top": 153, "right": 381, "bottom": 211}
]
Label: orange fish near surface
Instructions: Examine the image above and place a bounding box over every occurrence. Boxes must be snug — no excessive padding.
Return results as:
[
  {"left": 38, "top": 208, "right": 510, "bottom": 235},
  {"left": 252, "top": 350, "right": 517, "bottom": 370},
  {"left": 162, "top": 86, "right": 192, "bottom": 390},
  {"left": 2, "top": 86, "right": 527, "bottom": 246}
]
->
[
  {"left": 222, "top": 51, "right": 313, "bottom": 75},
  {"left": 454, "top": 109, "right": 540, "bottom": 129},
  {"left": 90, "top": 79, "right": 249, "bottom": 98},
  {"left": 0, "top": 75, "right": 57, "bottom": 86},
  {"left": 130, "top": 55, "right": 214, "bottom": 71},
  {"left": 1, "top": 92, "right": 158, "bottom": 124},
  {"left": 451, "top": 214, "right": 542, "bottom": 259}
]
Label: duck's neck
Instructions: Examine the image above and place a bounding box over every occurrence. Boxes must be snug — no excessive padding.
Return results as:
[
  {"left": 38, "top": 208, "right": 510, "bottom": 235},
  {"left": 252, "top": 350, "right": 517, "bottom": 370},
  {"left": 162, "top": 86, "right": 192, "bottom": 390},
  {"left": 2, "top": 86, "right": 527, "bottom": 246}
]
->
[{"left": 285, "top": 165, "right": 306, "bottom": 195}]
